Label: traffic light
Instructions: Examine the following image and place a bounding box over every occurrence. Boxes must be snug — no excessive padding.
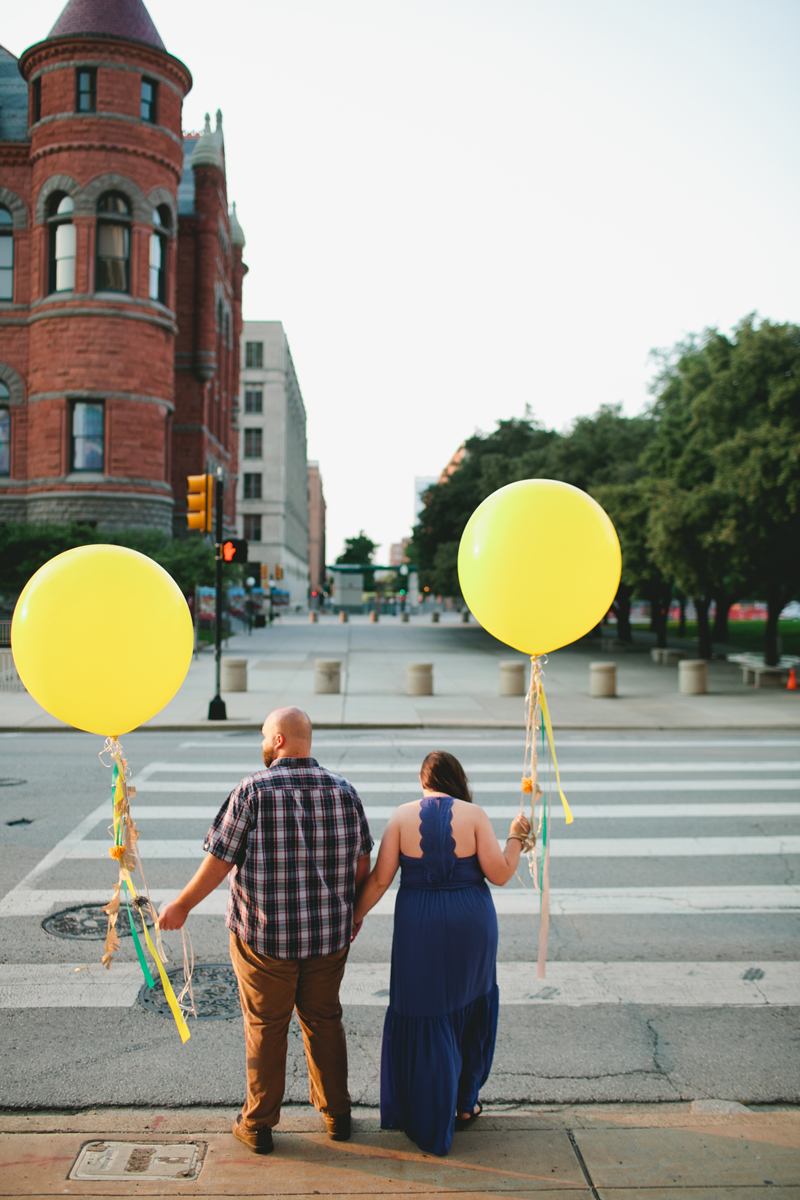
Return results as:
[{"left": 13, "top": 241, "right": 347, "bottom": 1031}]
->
[
  {"left": 187, "top": 473, "right": 213, "bottom": 532},
  {"left": 260, "top": 564, "right": 269, "bottom": 585},
  {"left": 220, "top": 539, "right": 248, "bottom": 564},
  {"left": 275, "top": 565, "right": 283, "bottom": 580}
]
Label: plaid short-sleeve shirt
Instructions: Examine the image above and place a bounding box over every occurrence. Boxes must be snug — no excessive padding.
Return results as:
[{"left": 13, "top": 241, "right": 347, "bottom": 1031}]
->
[{"left": 203, "top": 756, "right": 373, "bottom": 959}]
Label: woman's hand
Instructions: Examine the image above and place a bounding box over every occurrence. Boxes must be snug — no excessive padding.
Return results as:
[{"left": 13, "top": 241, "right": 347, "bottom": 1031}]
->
[{"left": 509, "top": 812, "right": 532, "bottom": 844}]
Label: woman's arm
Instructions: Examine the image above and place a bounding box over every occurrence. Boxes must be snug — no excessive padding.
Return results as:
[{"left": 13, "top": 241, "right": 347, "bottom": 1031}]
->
[
  {"left": 353, "top": 818, "right": 401, "bottom": 925},
  {"left": 475, "top": 809, "right": 531, "bottom": 886}
]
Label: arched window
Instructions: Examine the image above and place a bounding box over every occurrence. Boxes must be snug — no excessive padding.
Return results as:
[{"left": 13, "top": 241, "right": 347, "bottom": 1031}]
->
[
  {"left": 148, "top": 205, "right": 170, "bottom": 302},
  {"left": 96, "top": 192, "right": 131, "bottom": 292},
  {"left": 0, "top": 380, "right": 10, "bottom": 476},
  {"left": 47, "top": 193, "right": 75, "bottom": 294},
  {"left": 0, "top": 207, "right": 13, "bottom": 301}
]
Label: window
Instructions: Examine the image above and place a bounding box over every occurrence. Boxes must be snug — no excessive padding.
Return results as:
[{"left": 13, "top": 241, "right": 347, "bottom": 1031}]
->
[
  {"left": 245, "top": 341, "right": 263, "bottom": 368},
  {"left": 0, "top": 207, "right": 13, "bottom": 301},
  {"left": 244, "top": 389, "right": 262, "bottom": 414},
  {"left": 149, "top": 205, "right": 170, "bottom": 302},
  {"left": 70, "top": 401, "right": 104, "bottom": 472},
  {"left": 76, "top": 69, "right": 96, "bottom": 113},
  {"left": 243, "top": 472, "right": 262, "bottom": 499},
  {"left": 96, "top": 192, "right": 131, "bottom": 292},
  {"left": 140, "top": 77, "right": 157, "bottom": 123},
  {"left": 244, "top": 514, "right": 262, "bottom": 541},
  {"left": 32, "top": 77, "right": 41, "bottom": 124},
  {"left": 244, "top": 428, "right": 263, "bottom": 458},
  {"left": 47, "top": 193, "right": 75, "bottom": 293},
  {"left": 0, "top": 382, "right": 10, "bottom": 476}
]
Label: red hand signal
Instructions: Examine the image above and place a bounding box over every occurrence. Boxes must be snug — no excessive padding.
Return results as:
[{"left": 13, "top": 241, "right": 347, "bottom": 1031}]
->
[{"left": 223, "top": 541, "right": 235, "bottom": 562}]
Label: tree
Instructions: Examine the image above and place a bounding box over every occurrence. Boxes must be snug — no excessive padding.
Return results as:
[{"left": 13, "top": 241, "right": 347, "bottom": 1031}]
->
[{"left": 336, "top": 531, "right": 378, "bottom": 590}]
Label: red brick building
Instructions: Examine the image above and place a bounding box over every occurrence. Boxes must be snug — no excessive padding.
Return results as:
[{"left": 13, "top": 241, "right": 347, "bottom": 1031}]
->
[{"left": 0, "top": 0, "right": 246, "bottom": 534}]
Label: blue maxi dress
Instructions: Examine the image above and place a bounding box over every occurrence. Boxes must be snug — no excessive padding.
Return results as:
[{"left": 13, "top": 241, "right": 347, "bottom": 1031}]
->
[{"left": 379, "top": 795, "right": 499, "bottom": 1156}]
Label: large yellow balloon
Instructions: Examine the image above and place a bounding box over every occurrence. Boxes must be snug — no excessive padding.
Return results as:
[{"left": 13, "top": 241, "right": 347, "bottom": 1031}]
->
[
  {"left": 11, "top": 545, "right": 193, "bottom": 735},
  {"left": 458, "top": 479, "right": 621, "bottom": 655}
]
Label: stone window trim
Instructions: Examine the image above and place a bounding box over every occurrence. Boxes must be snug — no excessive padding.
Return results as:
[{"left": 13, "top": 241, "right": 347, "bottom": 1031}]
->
[
  {"left": 35, "top": 173, "right": 173, "bottom": 228},
  {"left": 0, "top": 189, "right": 29, "bottom": 231},
  {"left": 30, "top": 110, "right": 183, "bottom": 148},
  {"left": 27, "top": 59, "right": 186, "bottom": 100},
  {"left": 28, "top": 389, "right": 174, "bottom": 414},
  {"left": 76, "top": 68, "right": 97, "bottom": 114},
  {"left": 0, "top": 364, "right": 25, "bottom": 406}
]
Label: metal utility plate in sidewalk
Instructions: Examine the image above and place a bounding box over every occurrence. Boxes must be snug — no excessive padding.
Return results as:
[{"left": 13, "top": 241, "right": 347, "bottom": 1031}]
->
[{"left": 69, "top": 1140, "right": 204, "bottom": 1181}]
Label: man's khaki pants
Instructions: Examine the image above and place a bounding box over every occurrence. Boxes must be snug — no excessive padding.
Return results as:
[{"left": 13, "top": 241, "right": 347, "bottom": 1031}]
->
[{"left": 229, "top": 933, "right": 351, "bottom": 1131}]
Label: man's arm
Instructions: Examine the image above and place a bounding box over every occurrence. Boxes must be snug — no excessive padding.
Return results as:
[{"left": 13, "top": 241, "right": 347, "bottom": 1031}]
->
[{"left": 158, "top": 854, "right": 232, "bottom": 930}]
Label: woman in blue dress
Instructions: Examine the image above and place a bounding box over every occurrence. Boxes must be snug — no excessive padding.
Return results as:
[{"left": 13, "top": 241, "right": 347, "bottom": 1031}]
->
[{"left": 353, "top": 751, "right": 531, "bottom": 1156}]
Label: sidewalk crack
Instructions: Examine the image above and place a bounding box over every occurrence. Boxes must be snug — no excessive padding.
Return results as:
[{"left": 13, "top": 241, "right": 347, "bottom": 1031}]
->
[{"left": 567, "top": 1128, "right": 601, "bottom": 1200}]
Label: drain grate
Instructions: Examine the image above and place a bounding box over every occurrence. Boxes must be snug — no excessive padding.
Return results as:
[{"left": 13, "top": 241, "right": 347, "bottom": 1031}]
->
[
  {"left": 140, "top": 962, "right": 241, "bottom": 1021},
  {"left": 70, "top": 1141, "right": 204, "bottom": 1181},
  {"left": 42, "top": 903, "right": 153, "bottom": 941}
]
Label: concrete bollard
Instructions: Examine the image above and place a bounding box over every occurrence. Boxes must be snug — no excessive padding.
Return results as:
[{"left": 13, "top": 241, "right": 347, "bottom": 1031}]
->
[
  {"left": 499, "top": 661, "right": 526, "bottom": 696},
  {"left": 401, "top": 612, "right": 410, "bottom": 623},
  {"left": 339, "top": 610, "right": 348, "bottom": 623},
  {"left": 431, "top": 612, "right": 440, "bottom": 624},
  {"left": 369, "top": 611, "right": 379, "bottom": 624},
  {"left": 679, "top": 659, "right": 707, "bottom": 695},
  {"left": 650, "top": 648, "right": 663, "bottom": 664},
  {"left": 408, "top": 663, "right": 433, "bottom": 695},
  {"left": 314, "top": 660, "right": 341, "bottom": 694},
  {"left": 309, "top": 611, "right": 318, "bottom": 624},
  {"left": 590, "top": 661, "right": 616, "bottom": 697},
  {"left": 221, "top": 658, "right": 247, "bottom": 692},
  {"left": 461, "top": 611, "right": 470, "bottom": 624}
]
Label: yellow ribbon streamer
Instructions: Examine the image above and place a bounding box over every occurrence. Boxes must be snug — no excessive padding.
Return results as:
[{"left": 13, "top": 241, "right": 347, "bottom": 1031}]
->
[
  {"left": 125, "top": 879, "right": 191, "bottom": 1044},
  {"left": 539, "top": 683, "right": 573, "bottom": 825}
]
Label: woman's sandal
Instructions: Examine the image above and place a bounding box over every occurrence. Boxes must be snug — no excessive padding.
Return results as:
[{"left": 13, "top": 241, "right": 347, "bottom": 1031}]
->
[{"left": 455, "top": 1100, "right": 483, "bottom": 1130}]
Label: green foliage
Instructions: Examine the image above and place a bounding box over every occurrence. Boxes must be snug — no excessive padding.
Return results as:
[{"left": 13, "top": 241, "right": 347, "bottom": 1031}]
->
[
  {"left": 336, "top": 531, "right": 378, "bottom": 566},
  {"left": 0, "top": 522, "right": 237, "bottom": 601}
]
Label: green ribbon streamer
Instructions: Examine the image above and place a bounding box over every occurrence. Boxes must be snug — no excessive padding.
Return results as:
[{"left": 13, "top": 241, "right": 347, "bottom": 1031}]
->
[
  {"left": 539, "top": 721, "right": 548, "bottom": 909},
  {"left": 124, "top": 882, "right": 155, "bottom": 988}
]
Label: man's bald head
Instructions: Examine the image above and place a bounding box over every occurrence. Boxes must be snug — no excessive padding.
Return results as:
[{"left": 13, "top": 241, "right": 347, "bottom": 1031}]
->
[{"left": 261, "top": 706, "right": 313, "bottom": 766}]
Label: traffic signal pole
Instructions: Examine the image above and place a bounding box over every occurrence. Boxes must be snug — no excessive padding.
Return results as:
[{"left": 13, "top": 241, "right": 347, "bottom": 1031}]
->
[{"left": 208, "top": 467, "right": 227, "bottom": 721}]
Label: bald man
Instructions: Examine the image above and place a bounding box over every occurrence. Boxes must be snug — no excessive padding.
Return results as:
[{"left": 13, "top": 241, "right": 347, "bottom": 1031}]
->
[{"left": 159, "top": 706, "right": 373, "bottom": 1155}]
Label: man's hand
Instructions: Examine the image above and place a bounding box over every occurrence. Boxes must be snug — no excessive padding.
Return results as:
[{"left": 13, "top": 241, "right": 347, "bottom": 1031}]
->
[
  {"left": 350, "top": 919, "right": 363, "bottom": 942},
  {"left": 158, "top": 900, "right": 189, "bottom": 931}
]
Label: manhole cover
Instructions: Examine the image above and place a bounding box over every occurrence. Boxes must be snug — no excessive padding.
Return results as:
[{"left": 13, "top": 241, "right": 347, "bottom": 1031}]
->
[
  {"left": 70, "top": 1141, "right": 204, "bottom": 1181},
  {"left": 0, "top": 778, "right": 26, "bottom": 787},
  {"left": 139, "top": 962, "right": 241, "bottom": 1021},
  {"left": 42, "top": 904, "right": 153, "bottom": 941}
]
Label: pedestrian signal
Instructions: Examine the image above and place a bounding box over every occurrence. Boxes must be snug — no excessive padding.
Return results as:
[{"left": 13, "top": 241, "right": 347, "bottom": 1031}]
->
[
  {"left": 187, "top": 474, "right": 213, "bottom": 532},
  {"left": 275, "top": 565, "right": 283, "bottom": 580},
  {"left": 260, "top": 564, "right": 269, "bottom": 584},
  {"left": 220, "top": 539, "right": 248, "bottom": 564}
]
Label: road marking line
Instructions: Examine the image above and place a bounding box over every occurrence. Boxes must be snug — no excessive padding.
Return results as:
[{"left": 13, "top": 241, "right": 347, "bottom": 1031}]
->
[
  {"left": 178, "top": 738, "right": 800, "bottom": 749},
  {"left": 63, "top": 835, "right": 800, "bottom": 861},
  {"left": 134, "top": 778, "right": 800, "bottom": 793},
  {"left": 1, "top": 961, "right": 797, "bottom": 1008},
  {"left": 3, "top": 885, "right": 799, "bottom": 917},
  {"left": 124, "top": 801, "right": 800, "bottom": 820},
  {"left": 140, "top": 760, "right": 800, "bottom": 774}
]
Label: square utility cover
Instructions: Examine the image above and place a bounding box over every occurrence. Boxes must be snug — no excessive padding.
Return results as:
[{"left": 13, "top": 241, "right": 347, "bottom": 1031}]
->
[{"left": 70, "top": 1141, "right": 204, "bottom": 1181}]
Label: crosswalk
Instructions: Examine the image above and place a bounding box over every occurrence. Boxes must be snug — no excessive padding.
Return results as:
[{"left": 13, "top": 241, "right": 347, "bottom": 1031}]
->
[{"left": 2, "top": 733, "right": 798, "bottom": 1012}]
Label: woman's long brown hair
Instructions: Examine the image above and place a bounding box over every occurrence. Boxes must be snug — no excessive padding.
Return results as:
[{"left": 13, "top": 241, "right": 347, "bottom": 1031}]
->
[{"left": 419, "top": 750, "right": 473, "bottom": 803}]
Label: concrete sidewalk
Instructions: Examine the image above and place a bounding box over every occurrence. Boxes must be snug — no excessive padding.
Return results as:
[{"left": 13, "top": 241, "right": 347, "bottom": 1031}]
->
[
  {"left": 1, "top": 613, "right": 798, "bottom": 731},
  {"left": 2, "top": 1103, "right": 798, "bottom": 1196}
]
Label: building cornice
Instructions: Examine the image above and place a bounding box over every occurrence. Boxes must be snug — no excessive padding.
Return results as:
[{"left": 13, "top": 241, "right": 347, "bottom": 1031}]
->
[
  {"left": 0, "top": 299, "right": 179, "bottom": 335},
  {"left": 31, "top": 111, "right": 183, "bottom": 148},
  {"left": 28, "top": 57, "right": 185, "bottom": 98},
  {"left": 28, "top": 389, "right": 175, "bottom": 412},
  {"left": 19, "top": 37, "right": 192, "bottom": 97},
  {"left": 30, "top": 138, "right": 182, "bottom": 181}
]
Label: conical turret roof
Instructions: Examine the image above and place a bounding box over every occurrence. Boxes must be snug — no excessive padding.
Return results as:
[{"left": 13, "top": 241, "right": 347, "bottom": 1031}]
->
[{"left": 47, "top": 0, "right": 166, "bottom": 51}]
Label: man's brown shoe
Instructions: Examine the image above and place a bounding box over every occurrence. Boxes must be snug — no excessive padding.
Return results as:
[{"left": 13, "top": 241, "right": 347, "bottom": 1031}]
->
[
  {"left": 323, "top": 1112, "right": 351, "bottom": 1141},
  {"left": 233, "top": 1115, "right": 274, "bottom": 1155}
]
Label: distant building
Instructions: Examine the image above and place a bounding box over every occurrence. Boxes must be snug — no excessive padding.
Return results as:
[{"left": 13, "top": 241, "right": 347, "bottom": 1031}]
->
[
  {"left": 307, "top": 461, "right": 326, "bottom": 599},
  {"left": 414, "top": 476, "right": 438, "bottom": 521},
  {"left": 0, "top": 0, "right": 246, "bottom": 534},
  {"left": 238, "top": 320, "right": 309, "bottom": 608},
  {"left": 389, "top": 543, "right": 404, "bottom": 566}
]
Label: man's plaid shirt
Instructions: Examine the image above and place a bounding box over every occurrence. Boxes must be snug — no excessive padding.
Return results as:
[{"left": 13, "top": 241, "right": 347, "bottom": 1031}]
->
[{"left": 203, "top": 757, "right": 373, "bottom": 959}]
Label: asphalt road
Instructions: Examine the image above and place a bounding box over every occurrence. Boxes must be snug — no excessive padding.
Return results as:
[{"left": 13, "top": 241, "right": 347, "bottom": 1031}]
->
[{"left": 0, "top": 727, "right": 798, "bottom": 1108}]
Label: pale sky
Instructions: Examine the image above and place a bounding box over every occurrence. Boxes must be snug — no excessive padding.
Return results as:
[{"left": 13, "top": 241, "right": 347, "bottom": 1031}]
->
[{"left": 6, "top": 1, "right": 800, "bottom": 564}]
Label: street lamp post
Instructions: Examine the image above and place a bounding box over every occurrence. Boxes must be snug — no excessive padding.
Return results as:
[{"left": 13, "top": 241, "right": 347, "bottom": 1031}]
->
[{"left": 208, "top": 467, "right": 227, "bottom": 721}]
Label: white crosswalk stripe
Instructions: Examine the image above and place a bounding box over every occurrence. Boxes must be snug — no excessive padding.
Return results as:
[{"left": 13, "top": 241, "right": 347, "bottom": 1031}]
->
[
  {"left": 112, "top": 802, "right": 800, "bottom": 820},
  {"left": 134, "top": 778, "right": 800, "bottom": 793}
]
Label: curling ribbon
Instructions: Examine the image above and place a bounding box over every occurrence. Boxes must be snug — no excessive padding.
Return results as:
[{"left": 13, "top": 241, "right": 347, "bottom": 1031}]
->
[
  {"left": 123, "top": 883, "right": 155, "bottom": 989},
  {"left": 124, "top": 878, "right": 190, "bottom": 1043}
]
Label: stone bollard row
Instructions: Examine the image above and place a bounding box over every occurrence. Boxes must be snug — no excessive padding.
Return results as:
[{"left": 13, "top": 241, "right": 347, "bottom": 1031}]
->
[
  {"left": 499, "top": 661, "right": 526, "bottom": 696},
  {"left": 369, "top": 611, "right": 379, "bottom": 624},
  {"left": 309, "top": 611, "right": 318, "bottom": 624},
  {"left": 461, "top": 611, "right": 470, "bottom": 624},
  {"left": 221, "top": 658, "right": 247, "bottom": 692},
  {"left": 431, "top": 612, "right": 440, "bottom": 624},
  {"left": 401, "top": 612, "right": 409, "bottom": 623},
  {"left": 408, "top": 663, "right": 433, "bottom": 695},
  {"left": 679, "top": 659, "right": 707, "bottom": 695},
  {"left": 339, "top": 610, "right": 348, "bottom": 623},
  {"left": 590, "top": 662, "right": 616, "bottom": 697},
  {"left": 314, "top": 660, "right": 341, "bottom": 694}
]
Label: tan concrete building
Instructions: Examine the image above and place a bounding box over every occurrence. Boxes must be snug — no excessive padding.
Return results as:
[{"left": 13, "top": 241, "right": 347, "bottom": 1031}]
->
[
  {"left": 307, "top": 460, "right": 326, "bottom": 601},
  {"left": 237, "top": 320, "right": 309, "bottom": 608}
]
